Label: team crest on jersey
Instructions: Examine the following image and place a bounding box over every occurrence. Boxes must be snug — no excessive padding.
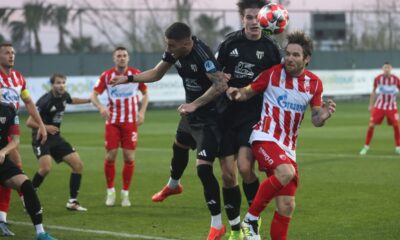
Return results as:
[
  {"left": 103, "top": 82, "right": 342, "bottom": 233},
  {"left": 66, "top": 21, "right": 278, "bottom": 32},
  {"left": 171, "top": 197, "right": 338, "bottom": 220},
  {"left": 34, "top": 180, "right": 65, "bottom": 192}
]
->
[
  {"left": 175, "top": 60, "right": 182, "bottom": 68},
  {"left": 190, "top": 64, "right": 198, "bottom": 72},
  {"left": 256, "top": 51, "right": 264, "bottom": 60},
  {"left": 304, "top": 81, "right": 311, "bottom": 92},
  {"left": 0, "top": 117, "right": 6, "bottom": 124}
]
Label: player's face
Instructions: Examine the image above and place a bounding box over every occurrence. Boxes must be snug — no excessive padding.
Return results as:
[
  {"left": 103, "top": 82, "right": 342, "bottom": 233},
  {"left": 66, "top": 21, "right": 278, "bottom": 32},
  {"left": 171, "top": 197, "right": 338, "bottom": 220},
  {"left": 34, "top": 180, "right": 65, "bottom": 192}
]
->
[
  {"left": 0, "top": 46, "right": 15, "bottom": 69},
  {"left": 382, "top": 64, "right": 392, "bottom": 76},
  {"left": 242, "top": 8, "right": 261, "bottom": 40},
  {"left": 284, "top": 44, "right": 310, "bottom": 77},
  {"left": 52, "top": 77, "right": 66, "bottom": 95},
  {"left": 165, "top": 38, "right": 188, "bottom": 58},
  {"left": 113, "top": 50, "right": 129, "bottom": 69}
]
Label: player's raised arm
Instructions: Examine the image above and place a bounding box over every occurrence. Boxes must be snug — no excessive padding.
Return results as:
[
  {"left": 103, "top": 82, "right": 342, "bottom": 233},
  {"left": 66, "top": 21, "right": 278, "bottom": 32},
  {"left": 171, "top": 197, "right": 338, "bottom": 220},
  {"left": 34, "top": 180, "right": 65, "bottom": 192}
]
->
[
  {"left": 110, "top": 60, "right": 172, "bottom": 86},
  {"left": 311, "top": 99, "right": 336, "bottom": 127},
  {"left": 178, "top": 71, "right": 227, "bottom": 114}
]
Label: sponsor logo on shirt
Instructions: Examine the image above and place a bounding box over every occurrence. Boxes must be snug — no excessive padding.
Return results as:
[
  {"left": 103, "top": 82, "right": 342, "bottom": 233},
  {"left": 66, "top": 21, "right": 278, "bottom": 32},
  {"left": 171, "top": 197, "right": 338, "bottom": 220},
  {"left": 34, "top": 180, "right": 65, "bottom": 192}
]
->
[
  {"left": 277, "top": 91, "right": 307, "bottom": 112},
  {"left": 229, "top": 48, "right": 239, "bottom": 57},
  {"left": 234, "top": 61, "right": 255, "bottom": 79}
]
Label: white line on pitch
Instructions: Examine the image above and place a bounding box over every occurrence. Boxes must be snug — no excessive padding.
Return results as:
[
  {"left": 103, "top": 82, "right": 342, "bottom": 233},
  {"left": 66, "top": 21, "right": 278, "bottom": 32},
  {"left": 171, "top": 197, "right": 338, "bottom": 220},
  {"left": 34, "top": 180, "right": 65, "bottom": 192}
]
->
[
  {"left": 8, "top": 220, "right": 178, "bottom": 240},
  {"left": 19, "top": 144, "right": 399, "bottom": 159}
]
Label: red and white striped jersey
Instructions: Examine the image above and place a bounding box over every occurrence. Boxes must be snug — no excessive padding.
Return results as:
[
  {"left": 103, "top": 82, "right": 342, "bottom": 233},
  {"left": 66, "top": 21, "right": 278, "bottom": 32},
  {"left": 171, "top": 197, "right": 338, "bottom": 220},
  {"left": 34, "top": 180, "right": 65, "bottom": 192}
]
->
[
  {"left": 0, "top": 69, "right": 27, "bottom": 110},
  {"left": 249, "top": 64, "right": 323, "bottom": 161},
  {"left": 94, "top": 67, "right": 147, "bottom": 124},
  {"left": 373, "top": 74, "right": 400, "bottom": 110}
]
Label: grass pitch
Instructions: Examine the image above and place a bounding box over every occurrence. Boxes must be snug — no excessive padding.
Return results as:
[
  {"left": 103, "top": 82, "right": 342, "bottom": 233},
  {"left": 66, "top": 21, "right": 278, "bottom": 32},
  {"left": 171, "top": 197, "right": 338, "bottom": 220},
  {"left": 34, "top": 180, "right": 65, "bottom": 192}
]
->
[{"left": 7, "top": 101, "right": 400, "bottom": 239}]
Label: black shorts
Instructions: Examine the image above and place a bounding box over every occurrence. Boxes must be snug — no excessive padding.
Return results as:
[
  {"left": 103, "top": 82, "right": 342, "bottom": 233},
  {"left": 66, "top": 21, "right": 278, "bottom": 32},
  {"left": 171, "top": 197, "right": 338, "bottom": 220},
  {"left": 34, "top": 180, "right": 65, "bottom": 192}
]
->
[
  {"left": 175, "top": 115, "right": 221, "bottom": 162},
  {"left": 219, "top": 105, "right": 260, "bottom": 157},
  {"left": 0, "top": 156, "right": 23, "bottom": 185},
  {"left": 32, "top": 134, "right": 75, "bottom": 163}
]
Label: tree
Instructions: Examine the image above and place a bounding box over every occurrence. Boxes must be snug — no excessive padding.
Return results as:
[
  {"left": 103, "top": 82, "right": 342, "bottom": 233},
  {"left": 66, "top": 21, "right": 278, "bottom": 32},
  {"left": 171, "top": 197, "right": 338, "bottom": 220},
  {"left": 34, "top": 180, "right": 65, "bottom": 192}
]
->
[
  {"left": 8, "top": 1, "right": 53, "bottom": 53},
  {"left": 50, "top": 5, "right": 71, "bottom": 53},
  {"left": 195, "top": 14, "right": 233, "bottom": 50}
]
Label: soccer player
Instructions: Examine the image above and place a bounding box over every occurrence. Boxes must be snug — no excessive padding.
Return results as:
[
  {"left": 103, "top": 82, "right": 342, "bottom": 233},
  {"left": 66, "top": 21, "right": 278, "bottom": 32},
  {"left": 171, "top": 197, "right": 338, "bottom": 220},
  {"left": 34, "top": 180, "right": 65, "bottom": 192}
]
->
[
  {"left": 359, "top": 62, "right": 400, "bottom": 155},
  {"left": 0, "top": 93, "right": 56, "bottom": 240},
  {"left": 215, "top": 0, "right": 282, "bottom": 238},
  {"left": 26, "top": 73, "right": 90, "bottom": 211},
  {"left": 0, "top": 42, "right": 47, "bottom": 235},
  {"left": 226, "top": 31, "right": 336, "bottom": 240},
  {"left": 90, "top": 46, "right": 149, "bottom": 207},
  {"left": 110, "top": 22, "right": 228, "bottom": 239}
]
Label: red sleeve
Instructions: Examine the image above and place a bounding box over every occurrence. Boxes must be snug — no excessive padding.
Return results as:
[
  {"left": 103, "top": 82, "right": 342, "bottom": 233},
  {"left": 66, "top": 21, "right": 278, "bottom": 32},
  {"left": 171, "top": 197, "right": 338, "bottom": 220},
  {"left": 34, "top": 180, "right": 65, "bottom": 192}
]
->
[
  {"left": 17, "top": 71, "right": 27, "bottom": 91},
  {"left": 310, "top": 79, "right": 323, "bottom": 108},
  {"left": 139, "top": 83, "right": 147, "bottom": 93},
  {"left": 93, "top": 71, "right": 107, "bottom": 94},
  {"left": 250, "top": 68, "right": 273, "bottom": 93},
  {"left": 9, "top": 124, "right": 20, "bottom": 136}
]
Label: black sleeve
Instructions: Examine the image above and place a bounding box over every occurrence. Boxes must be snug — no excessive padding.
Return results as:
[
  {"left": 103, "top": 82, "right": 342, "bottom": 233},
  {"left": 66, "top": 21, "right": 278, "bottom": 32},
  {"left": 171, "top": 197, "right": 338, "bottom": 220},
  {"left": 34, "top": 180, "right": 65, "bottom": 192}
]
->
[
  {"left": 215, "top": 41, "right": 227, "bottom": 69},
  {"left": 35, "top": 94, "right": 47, "bottom": 112},
  {"left": 65, "top": 92, "right": 73, "bottom": 104},
  {"left": 193, "top": 41, "right": 221, "bottom": 74}
]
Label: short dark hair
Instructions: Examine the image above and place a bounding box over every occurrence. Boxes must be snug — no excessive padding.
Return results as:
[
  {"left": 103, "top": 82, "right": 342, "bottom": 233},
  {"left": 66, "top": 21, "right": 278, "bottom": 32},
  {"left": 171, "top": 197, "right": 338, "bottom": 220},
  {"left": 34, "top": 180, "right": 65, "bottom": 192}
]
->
[
  {"left": 286, "top": 31, "right": 313, "bottom": 58},
  {"left": 383, "top": 61, "right": 391, "bottom": 65},
  {"left": 165, "top": 22, "right": 191, "bottom": 41},
  {"left": 0, "top": 42, "right": 13, "bottom": 49},
  {"left": 237, "top": 0, "right": 265, "bottom": 17},
  {"left": 113, "top": 46, "right": 127, "bottom": 54},
  {"left": 50, "top": 73, "right": 66, "bottom": 84}
]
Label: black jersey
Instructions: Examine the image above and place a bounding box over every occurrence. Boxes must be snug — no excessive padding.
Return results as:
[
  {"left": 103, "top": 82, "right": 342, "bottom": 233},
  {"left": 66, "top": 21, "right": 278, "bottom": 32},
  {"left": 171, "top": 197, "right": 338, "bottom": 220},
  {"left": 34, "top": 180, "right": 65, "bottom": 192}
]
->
[
  {"left": 216, "top": 30, "right": 281, "bottom": 119},
  {"left": 0, "top": 102, "right": 19, "bottom": 149},
  {"left": 164, "top": 36, "right": 221, "bottom": 119},
  {"left": 35, "top": 91, "right": 72, "bottom": 130}
]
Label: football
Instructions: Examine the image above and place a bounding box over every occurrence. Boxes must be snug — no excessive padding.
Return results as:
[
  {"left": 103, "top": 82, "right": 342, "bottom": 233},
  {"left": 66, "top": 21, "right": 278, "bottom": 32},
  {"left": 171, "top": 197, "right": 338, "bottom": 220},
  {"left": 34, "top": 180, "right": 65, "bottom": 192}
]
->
[{"left": 257, "top": 3, "right": 289, "bottom": 35}]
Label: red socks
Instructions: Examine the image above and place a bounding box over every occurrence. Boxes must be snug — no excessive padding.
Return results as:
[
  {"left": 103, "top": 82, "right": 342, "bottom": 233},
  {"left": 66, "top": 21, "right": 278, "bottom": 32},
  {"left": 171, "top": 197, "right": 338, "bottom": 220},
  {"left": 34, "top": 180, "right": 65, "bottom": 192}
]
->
[
  {"left": 270, "top": 211, "right": 291, "bottom": 240},
  {"left": 122, "top": 161, "right": 135, "bottom": 191},
  {"left": 394, "top": 125, "right": 400, "bottom": 146},
  {"left": 365, "top": 126, "right": 374, "bottom": 146},
  {"left": 0, "top": 185, "right": 11, "bottom": 212},
  {"left": 104, "top": 161, "right": 116, "bottom": 189},
  {"left": 249, "top": 175, "right": 284, "bottom": 216}
]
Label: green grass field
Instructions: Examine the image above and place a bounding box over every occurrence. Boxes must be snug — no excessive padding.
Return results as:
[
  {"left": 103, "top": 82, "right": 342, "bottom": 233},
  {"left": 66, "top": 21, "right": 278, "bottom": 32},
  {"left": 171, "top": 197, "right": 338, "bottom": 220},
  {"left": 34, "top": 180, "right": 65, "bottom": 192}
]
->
[{"left": 6, "top": 101, "right": 400, "bottom": 240}]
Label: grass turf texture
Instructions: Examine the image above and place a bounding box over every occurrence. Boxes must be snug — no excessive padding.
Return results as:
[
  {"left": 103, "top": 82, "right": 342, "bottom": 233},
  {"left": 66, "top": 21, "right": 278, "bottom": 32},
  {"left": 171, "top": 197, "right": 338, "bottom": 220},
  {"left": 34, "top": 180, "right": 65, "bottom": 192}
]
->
[{"left": 6, "top": 101, "right": 400, "bottom": 239}]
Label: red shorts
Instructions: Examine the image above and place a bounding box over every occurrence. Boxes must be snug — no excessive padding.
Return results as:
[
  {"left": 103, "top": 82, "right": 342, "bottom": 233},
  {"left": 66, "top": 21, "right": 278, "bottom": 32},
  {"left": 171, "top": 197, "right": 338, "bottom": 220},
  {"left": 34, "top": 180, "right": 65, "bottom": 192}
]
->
[
  {"left": 252, "top": 141, "right": 299, "bottom": 196},
  {"left": 105, "top": 122, "right": 138, "bottom": 150},
  {"left": 370, "top": 108, "right": 398, "bottom": 126}
]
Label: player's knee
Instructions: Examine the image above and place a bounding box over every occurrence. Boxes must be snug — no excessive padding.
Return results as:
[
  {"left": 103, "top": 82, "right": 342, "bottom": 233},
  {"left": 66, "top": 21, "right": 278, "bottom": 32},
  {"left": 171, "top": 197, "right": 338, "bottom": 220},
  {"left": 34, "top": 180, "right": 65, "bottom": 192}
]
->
[
  {"left": 238, "top": 163, "right": 255, "bottom": 182},
  {"left": 72, "top": 160, "right": 84, "bottom": 173},
  {"left": 277, "top": 199, "right": 296, "bottom": 217},
  {"left": 275, "top": 165, "right": 296, "bottom": 186},
  {"left": 221, "top": 170, "right": 237, "bottom": 188},
  {"left": 39, "top": 166, "right": 51, "bottom": 176},
  {"left": 105, "top": 150, "right": 118, "bottom": 161}
]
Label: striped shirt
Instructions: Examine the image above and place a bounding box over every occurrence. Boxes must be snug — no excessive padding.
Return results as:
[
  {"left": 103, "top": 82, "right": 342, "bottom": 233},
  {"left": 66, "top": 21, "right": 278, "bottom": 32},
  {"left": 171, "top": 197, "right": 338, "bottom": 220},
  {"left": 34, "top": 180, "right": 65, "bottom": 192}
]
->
[
  {"left": 373, "top": 74, "right": 400, "bottom": 110},
  {"left": 249, "top": 64, "right": 323, "bottom": 161},
  {"left": 94, "top": 67, "right": 147, "bottom": 124},
  {"left": 0, "top": 69, "right": 27, "bottom": 110}
]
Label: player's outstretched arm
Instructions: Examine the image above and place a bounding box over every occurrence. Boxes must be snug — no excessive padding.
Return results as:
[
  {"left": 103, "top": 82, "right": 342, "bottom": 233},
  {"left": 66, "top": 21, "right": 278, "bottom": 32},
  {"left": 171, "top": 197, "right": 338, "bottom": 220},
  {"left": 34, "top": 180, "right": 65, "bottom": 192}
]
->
[
  {"left": 110, "top": 61, "right": 173, "bottom": 86},
  {"left": 311, "top": 99, "right": 336, "bottom": 127},
  {"left": 178, "top": 71, "right": 227, "bottom": 114},
  {"left": 71, "top": 98, "right": 91, "bottom": 105},
  {"left": 23, "top": 96, "right": 47, "bottom": 144},
  {"left": 226, "top": 85, "right": 257, "bottom": 102},
  {"left": 368, "top": 88, "right": 376, "bottom": 111}
]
